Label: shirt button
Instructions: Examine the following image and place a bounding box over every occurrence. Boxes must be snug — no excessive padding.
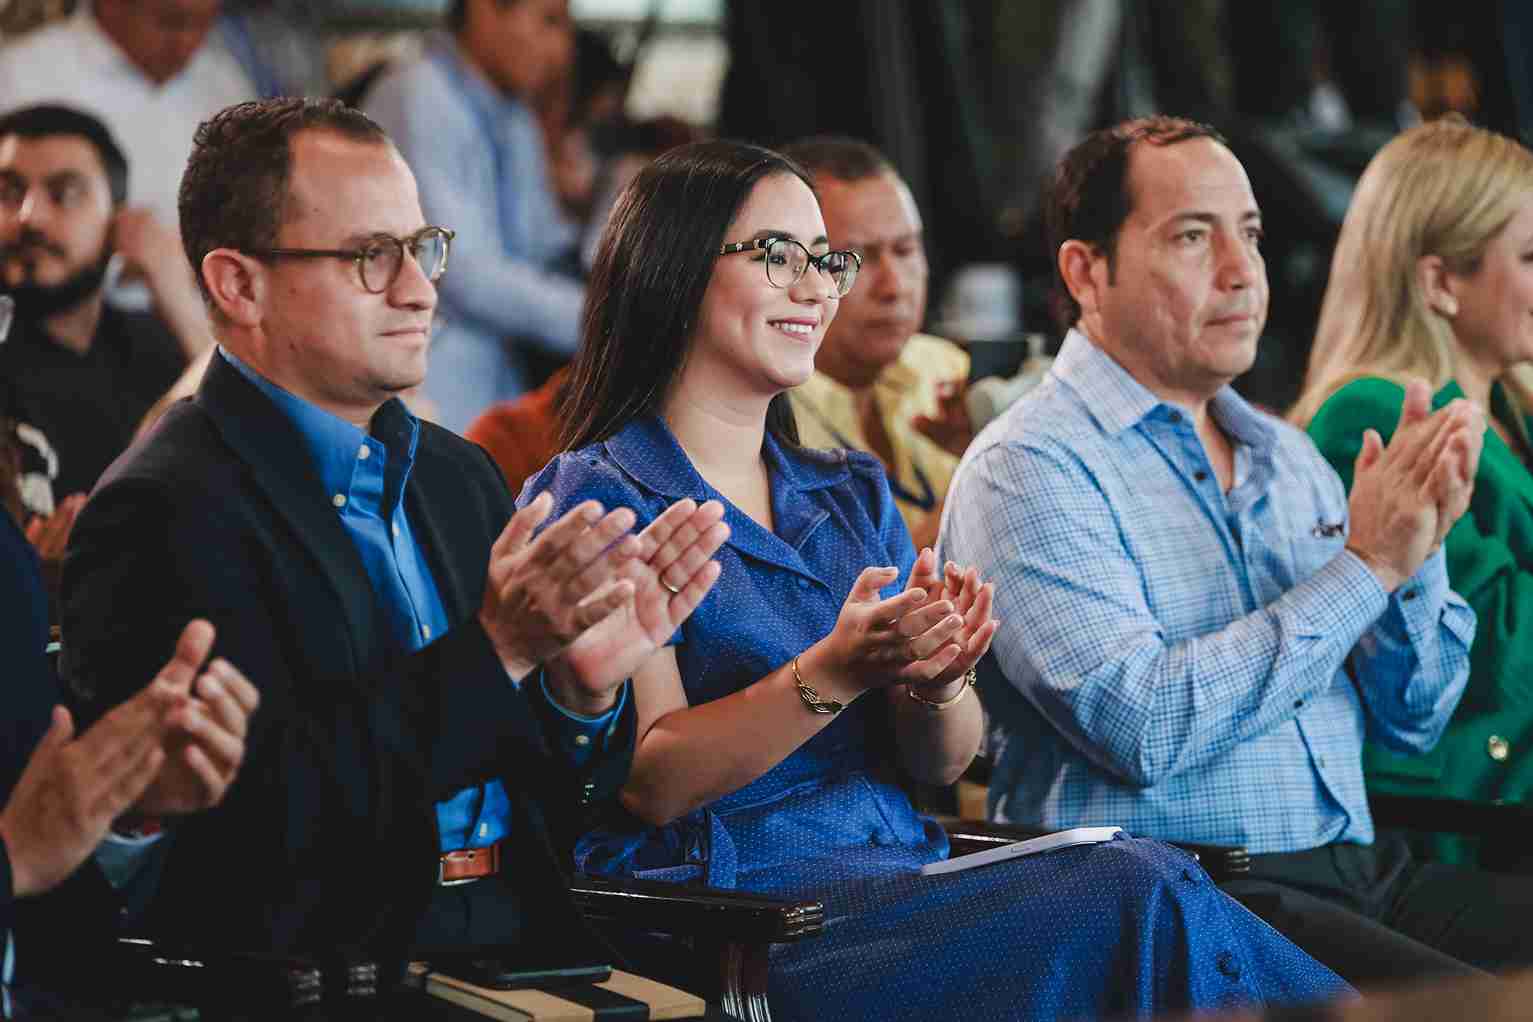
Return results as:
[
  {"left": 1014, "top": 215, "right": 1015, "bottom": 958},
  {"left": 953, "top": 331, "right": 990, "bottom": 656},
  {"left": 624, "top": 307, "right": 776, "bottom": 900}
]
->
[
  {"left": 358, "top": 445, "right": 371, "bottom": 460},
  {"left": 1293, "top": 699, "right": 1304, "bottom": 710},
  {"left": 392, "top": 523, "right": 401, "bottom": 538},
  {"left": 574, "top": 734, "right": 591, "bottom": 747},
  {"left": 1316, "top": 756, "right": 1327, "bottom": 769},
  {"left": 1194, "top": 470, "right": 1208, "bottom": 482},
  {"left": 1489, "top": 735, "right": 1510, "bottom": 762},
  {"left": 332, "top": 493, "right": 347, "bottom": 509},
  {"left": 420, "top": 624, "right": 432, "bottom": 640},
  {"left": 1402, "top": 589, "right": 1419, "bottom": 602}
]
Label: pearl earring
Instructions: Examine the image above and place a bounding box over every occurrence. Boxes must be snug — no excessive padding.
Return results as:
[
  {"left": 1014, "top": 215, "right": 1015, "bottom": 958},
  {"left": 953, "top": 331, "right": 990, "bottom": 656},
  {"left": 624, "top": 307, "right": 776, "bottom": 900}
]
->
[{"left": 1439, "top": 296, "right": 1458, "bottom": 318}]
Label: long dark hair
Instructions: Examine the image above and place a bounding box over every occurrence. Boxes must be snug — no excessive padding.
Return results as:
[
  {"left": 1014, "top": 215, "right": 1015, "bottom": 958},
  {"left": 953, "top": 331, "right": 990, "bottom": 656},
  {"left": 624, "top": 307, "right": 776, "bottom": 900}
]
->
[{"left": 560, "top": 140, "right": 812, "bottom": 451}]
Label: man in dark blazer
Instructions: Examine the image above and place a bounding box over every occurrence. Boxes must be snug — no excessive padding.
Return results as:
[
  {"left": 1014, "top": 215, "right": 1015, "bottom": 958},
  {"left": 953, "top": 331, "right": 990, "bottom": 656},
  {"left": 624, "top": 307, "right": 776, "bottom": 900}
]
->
[{"left": 59, "top": 97, "right": 729, "bottom": 969}]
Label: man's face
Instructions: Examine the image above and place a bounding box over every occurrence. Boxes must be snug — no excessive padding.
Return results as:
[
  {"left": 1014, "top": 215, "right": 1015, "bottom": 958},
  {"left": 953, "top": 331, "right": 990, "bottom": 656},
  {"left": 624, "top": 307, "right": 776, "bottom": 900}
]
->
[
  {"left": 252, "top": 131, "right": 437, "bottom": 424},
  {"left": 95, "top": 0, "right": 222, "bottom": 85},
  {"left": 1081, "top": 137, "right": 1268, "bottom": 403},
  {"left": 0, "top": 133, "right": 115, "bottom": 317},
  {"left": 815, "top": 171, "right": 928, "bottom": 379},
  {"left": 474, "top": 0, "right": 574, "bottom": 99}
]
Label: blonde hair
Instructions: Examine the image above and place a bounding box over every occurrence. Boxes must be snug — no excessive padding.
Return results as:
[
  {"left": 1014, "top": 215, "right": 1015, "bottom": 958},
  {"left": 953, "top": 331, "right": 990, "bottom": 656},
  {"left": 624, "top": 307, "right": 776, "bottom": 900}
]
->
[{"left": 1291, "top": 116, "right": 1533, "bottom": 426}]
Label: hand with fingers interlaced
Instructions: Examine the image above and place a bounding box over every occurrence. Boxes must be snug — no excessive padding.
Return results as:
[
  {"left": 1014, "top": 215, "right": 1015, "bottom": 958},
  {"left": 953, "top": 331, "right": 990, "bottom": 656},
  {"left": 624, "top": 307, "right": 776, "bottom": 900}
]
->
[{"left": 547, "top": 498, "right": 730, "bottom": 714}]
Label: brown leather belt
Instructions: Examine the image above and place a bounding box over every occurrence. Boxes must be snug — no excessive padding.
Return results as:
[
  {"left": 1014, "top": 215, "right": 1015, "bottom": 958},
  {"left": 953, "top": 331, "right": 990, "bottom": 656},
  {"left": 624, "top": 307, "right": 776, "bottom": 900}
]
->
[{"left": 437, "top": 841, "right": 503, "bottom": 886}]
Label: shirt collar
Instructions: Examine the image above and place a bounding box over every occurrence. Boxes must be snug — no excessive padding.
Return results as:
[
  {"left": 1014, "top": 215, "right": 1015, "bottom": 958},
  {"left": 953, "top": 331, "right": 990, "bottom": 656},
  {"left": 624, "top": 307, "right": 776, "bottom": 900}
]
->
[
  {"left": 1051, "top": 328, "right": 1165, "bottom": 435},
  {"left": 1052, "top": 327, "right": 1276, "bottom": 450},
  {"left": 217, "top": 347, "right": 419, "bottom": 500}
]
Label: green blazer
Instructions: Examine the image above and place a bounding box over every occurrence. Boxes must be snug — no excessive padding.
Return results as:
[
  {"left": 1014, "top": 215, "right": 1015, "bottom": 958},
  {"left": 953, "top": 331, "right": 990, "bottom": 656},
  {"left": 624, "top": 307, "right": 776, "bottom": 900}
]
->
[{"left": 1308, "top": 377, "right": 1533, "bottom": 828}]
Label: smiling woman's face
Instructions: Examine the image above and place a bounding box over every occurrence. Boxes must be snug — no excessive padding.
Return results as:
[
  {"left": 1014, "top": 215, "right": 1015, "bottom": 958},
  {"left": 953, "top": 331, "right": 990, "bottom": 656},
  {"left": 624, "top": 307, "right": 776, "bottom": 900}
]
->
[{"left": 686, "top": 173, "right": 840, "bottom": 402}]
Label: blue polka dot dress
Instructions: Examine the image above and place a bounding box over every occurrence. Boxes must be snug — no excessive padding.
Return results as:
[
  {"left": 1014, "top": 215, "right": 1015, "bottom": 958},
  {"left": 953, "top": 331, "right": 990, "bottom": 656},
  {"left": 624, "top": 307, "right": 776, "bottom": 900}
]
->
[{"left": 522, "top": 416, "right": 1351, "bottom": 1020}]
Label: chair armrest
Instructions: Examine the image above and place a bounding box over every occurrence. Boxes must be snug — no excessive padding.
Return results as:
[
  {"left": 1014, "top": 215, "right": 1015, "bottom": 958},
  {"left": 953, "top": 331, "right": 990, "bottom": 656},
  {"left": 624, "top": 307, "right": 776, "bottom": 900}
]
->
[
  {"left": 569, "top": 873, "right": 825, "bottom": 944},
  {"left": 940, "top": 818, "right": 1251, "bottom": 882},
  {"left": 1368, "top": 793, "right": 1533, "bottom": 841},
  {"left": 107, "top": 937, "right": 327, "bottom": 1011}
]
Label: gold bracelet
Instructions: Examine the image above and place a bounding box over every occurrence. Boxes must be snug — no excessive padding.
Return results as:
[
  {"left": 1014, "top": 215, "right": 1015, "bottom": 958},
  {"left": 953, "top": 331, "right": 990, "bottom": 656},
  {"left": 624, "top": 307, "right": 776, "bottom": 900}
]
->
[
  {"left": 907, "top": 668, "right": 977, "bottom": 711},
  {"left": 792, "top": 655, "right": 844, "bottom": 714}
]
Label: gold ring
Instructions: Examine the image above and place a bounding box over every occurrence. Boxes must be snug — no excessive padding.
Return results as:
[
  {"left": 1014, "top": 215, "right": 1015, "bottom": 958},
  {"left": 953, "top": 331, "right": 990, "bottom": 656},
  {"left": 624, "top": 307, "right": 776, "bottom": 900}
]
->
[{"left": 661, "top": 578, "right": 683, "bottom": 595}]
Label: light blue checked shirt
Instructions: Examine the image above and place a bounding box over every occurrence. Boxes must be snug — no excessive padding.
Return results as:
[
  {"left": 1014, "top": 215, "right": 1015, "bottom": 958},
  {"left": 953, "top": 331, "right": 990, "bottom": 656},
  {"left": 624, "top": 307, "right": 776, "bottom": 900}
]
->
[{"left": 939, "top": 329, "right": 1475, "bottom": 854}]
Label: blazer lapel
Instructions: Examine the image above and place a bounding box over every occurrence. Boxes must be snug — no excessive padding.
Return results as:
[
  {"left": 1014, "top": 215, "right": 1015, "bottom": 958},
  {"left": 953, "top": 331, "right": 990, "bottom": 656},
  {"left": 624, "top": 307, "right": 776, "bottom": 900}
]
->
[
  {"left": 197, "top": 353, "right": 382, "bottom": 674},
  {"left": 404, "top": 430, "right": 475, "bottom": 624}
]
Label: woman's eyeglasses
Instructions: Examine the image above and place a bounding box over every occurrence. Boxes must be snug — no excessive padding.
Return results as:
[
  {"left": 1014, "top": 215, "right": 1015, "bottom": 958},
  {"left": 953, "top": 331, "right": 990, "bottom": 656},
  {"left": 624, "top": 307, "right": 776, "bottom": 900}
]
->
[
  {"left": 718, "top": 237, "right": 861, "bottom": 297},
  {"left": 245, "top": 225, "right": 455, "bottom": 294}
]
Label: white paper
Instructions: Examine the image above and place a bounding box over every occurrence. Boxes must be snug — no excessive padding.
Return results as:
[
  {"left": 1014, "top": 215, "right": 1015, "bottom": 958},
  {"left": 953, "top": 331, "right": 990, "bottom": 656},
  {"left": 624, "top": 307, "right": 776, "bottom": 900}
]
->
[{"left": 920, "top": 826, "right": 1123, "bottom": 877}]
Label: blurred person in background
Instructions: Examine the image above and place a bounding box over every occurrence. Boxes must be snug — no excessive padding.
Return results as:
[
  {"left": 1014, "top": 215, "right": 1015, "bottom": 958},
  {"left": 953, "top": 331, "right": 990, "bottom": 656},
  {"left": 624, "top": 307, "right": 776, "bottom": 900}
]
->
[
  {"left": 0, "top": 105, "right": 208, "bottom": 611},
  {"left": 781, "top": 136, "right": 968, "bottom": 550},
  {"left": 1295, "top": 118, "right": 1533, "bottom": 872},
  {"left": 0, "top": 0, "right": 253, "bottom": 250},
  {"left": 366, "top": 0, "right": 585, "bottom": 433}
]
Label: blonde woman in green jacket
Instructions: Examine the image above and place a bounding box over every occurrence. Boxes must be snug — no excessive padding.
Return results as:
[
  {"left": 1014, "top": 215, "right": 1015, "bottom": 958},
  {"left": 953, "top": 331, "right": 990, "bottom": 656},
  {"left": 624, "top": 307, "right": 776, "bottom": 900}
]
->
[{"left": 1295, "top": 117, "right": 1533, "bottom": 866}]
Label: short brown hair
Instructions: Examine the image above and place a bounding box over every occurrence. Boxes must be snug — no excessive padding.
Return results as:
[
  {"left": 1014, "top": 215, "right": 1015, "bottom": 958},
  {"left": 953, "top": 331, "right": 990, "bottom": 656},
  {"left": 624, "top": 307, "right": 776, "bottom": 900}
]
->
[
  {"left": 779, "top": 135, "right": 893, "bottom": 185},
  {"left": 178, "top": 97, "right": 391, "bottom": 307},
  {"left": 1045, "top": 115, "right": 1226, "bottom": 328}
]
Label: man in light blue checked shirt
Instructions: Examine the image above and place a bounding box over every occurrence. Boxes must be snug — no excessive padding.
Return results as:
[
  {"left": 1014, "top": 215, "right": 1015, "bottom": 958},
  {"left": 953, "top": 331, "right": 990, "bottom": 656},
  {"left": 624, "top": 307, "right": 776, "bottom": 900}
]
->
[{"left": 942, "top": 116, "right": 1533, "bottom": 987}]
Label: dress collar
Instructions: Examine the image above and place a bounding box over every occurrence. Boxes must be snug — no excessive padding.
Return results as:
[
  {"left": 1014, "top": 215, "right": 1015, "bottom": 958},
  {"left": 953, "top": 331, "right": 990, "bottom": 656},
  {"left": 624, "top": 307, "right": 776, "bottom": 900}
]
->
[{"left": 604, "top": 415, "right": 850, "bottom": 571}]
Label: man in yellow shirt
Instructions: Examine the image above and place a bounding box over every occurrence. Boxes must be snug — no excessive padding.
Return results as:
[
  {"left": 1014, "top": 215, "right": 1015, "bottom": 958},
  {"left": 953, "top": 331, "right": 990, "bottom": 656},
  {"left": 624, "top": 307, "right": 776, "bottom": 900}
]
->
[{"left": 781, "top": 137, "right": 970, "bottom": 549}]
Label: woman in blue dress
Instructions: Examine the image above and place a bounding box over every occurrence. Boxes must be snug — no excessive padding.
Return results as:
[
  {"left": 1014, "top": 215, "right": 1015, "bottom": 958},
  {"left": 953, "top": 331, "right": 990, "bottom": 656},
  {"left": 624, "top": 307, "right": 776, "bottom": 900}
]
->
[{"left": 522, "top": 140, "right": 1351, "bottom": 1020}]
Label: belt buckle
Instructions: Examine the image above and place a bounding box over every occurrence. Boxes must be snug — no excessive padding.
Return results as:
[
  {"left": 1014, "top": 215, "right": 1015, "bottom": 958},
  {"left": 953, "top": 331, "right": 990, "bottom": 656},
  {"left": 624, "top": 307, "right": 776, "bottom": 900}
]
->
[{"left": 437, "top": 850, "right": 484, "bottom": 887}]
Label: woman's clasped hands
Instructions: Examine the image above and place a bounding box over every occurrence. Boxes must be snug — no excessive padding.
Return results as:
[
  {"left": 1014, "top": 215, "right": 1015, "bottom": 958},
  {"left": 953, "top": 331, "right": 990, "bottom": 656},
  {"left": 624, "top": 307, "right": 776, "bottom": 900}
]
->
[{"left": 803, "top": 547, "right": 998, "bottom": 704}]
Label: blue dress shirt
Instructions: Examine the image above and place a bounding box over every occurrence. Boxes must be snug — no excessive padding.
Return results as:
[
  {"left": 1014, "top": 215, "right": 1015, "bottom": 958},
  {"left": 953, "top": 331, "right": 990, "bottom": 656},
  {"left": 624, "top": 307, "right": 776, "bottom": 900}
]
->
[
  {"left": 364, "top": 32, "right": 583, "bottom": 432},
  {"left": 939, "top": 330, "right": 1476, "bottom": 854},
  {"left": 220, "top": 350, "right": 621, "bottom": 852}
]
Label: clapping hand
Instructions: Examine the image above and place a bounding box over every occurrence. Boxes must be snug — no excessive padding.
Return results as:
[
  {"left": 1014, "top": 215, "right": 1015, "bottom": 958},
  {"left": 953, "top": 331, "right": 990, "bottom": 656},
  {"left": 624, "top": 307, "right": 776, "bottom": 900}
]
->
[
  {"left": 804, "top": 555, "right": 975, "bottom": 701},
  {"left": 0, "top": 620, "right": 258, "bottom": 898},
  {"left": 478, "top": 492, "right": 647, "bottom": 680},
  {"left": 547, "top": 498, "right": 730, "bottom": 714},
  {"left": 1346, "top": 380, "right": 1484, "bottom": 591},
  {"left": 903, "top": 547, "right": 999, "bottom": 694},
  {"left": 130, "top": 620, "right": 260, "bottom": 816},
  {"left": 25, "top": 493, "right": 85, "bottom": 563}
]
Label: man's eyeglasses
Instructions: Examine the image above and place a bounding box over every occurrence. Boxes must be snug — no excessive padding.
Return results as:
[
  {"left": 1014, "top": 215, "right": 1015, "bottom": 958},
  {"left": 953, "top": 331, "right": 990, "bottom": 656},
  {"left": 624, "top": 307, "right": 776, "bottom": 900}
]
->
[
  {"left": 718, "top": 237, "right": 861, "bottom": 298},
  {"left": 245, "top": 226, "right": 455, "bottom": 294}
]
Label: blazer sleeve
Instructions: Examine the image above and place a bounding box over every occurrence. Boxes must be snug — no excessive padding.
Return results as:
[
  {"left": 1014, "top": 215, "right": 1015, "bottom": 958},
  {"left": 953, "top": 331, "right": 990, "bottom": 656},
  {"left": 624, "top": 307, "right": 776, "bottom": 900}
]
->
[{"left": 60, "top": 471, "right": 518, "bottom": 795}]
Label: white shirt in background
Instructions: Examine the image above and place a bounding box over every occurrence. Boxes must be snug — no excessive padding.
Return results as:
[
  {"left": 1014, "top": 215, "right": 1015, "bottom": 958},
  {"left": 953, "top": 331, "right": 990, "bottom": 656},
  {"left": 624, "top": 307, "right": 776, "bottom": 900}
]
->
[{"left": 0, "top": 3, "right": 255, "bottom": 232}]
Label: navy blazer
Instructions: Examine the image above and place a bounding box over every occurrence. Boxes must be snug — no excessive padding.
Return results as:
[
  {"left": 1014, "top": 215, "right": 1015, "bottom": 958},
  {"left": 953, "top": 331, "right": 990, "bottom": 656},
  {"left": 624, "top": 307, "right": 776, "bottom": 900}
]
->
[
  {"left": 0, "top": 507, "right": 51, "bottom": 935},
  {"left": 58, "top": 353, "right": 634, "bottom": 959}
]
